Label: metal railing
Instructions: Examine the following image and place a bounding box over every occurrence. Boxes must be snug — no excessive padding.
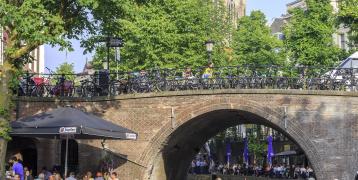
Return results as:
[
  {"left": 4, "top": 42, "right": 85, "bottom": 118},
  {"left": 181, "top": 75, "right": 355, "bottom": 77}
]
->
[{"left": 14, "top": 65, "right": 358, "bottom": 97}]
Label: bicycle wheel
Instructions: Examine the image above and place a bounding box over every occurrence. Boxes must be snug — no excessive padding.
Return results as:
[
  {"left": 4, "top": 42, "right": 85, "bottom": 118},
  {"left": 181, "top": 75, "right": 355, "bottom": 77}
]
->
[
  {"left": 276, "top": 77, "right": 289, "bottom": 89},
  {"left": 81, "top": 82, "right": 95, "bottom": 98},
  {"left": 32, "top": 85, "right": 45, "bottom": 97},
  {"left": 109, "top": 81, "right": 121, "bottom": 96}
]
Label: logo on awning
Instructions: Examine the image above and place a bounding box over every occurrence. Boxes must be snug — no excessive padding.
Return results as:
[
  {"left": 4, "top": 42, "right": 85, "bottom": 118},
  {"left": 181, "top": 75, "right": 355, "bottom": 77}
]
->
[
  {"left": 125, "top": 133, "right": 137, "bottom": 140},
  {"left": 59, "top": 127, "right": 77, "bottom": 134}
]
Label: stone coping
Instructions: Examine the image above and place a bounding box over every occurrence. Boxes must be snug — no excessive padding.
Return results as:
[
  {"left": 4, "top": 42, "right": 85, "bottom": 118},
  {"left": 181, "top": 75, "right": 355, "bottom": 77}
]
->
[{"left": 15, "top": 89, "right": 358, "bottom": 102}]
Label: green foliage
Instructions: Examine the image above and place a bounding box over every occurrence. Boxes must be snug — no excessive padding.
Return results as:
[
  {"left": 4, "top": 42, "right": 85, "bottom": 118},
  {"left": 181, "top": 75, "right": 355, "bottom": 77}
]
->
[
  {"left": 0, "top": 0, "right": 125, "bottom": 65},
  {"left": 0, "top": 107, "right": 11, "bottom": 141},
  {"left": 0, "top": 0, "right": 125, "bottom": 139},
  {"left": 338, "top": 0, "right": 358, "bottom": 48},
  {"left": 247, "top": 125, "right": 267, "bottom": 164},
  {"left": 54, "top": 62, "right": 75, "bottom": 81},
  {"left": 284, "top": 0, "right": 345, "bottom": 67},
  {"left": 248, "top": 133, "right": 266, "bottom": 164},
  {"left": 91, "top": 0, "right": 234, "bottom": 71},
  {"left": 233, "top": 11, "right": 286, "bottom": 66}
]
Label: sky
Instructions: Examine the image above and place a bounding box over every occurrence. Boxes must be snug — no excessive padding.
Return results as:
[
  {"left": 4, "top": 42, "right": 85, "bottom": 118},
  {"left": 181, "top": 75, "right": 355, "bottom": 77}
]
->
[{"left": 45, "top": 0, "right": 294, "bottom": 73}]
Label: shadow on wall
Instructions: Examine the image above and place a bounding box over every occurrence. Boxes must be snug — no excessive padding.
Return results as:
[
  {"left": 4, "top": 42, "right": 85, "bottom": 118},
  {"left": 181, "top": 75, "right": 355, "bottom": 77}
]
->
[{"left": 78, "top": 141, "right": 128, "bottom": 175}]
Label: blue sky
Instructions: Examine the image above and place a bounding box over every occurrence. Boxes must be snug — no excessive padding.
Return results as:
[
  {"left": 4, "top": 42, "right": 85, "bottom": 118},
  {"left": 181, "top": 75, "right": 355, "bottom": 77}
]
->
[{"left": 45, "top": 0, "right": 294, "bottom": 73}]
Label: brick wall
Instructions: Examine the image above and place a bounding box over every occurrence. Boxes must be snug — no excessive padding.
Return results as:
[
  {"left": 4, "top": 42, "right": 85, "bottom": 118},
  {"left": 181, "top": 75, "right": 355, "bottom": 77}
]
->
[{"left": 13, "top": 89, "right": 358, "bottom": 180}]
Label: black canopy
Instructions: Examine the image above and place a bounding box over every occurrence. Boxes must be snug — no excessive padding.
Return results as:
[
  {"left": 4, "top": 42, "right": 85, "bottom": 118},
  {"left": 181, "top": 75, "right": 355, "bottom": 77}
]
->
[
  {"left": 10, "top": 107, "right": 137, "bottom": 140},
  {"left": 274, "top": 150, "right": 297, "bottom": 156}
]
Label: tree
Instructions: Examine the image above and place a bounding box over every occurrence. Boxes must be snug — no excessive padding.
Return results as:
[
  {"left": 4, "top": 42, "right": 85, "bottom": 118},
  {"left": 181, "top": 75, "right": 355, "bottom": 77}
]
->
[
  {"left": 0, "top": 0, "right": 125, "bottom": 176},
  {"left": 247, "top": 125, "right": 266, "bottom": 165},
  {"left": 284, "top": 0, "right": 345, "bottom": 67},
  {"left": 337, "top": 0, "right": 358, "bottom": 49},
  {"left": 233, "top": 11, "right": 286, "bottom": 67},
  {"left": 54, "top": 62, "right": 75, "bottom": 81},
  {"left": 91, "top": 0, "right": 234, "bottom": 71}
]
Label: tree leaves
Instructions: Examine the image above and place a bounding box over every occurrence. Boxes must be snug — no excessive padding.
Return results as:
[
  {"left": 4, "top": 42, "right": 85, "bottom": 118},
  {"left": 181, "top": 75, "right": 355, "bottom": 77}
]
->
[
  {"left": 284, "top": 0, "right": 345, "bottom": 67},
  {"left": 91, "top": 0, "right": 233, "bottom": 71},
  {"left": 233, "top": 11, "right": 285, "bottom": 67}
]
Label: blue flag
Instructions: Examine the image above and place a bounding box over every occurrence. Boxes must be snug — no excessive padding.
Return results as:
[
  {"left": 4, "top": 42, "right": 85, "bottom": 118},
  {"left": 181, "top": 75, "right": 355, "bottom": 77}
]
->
[
  {"left": 267, "top": 135, "right": 274, "bottom": 166},
  {"left": 226, "top": 141, "right": 231, "bottom": 166},
  {"left": 243, "top": 137, "right": 249, "bottom": 165}
]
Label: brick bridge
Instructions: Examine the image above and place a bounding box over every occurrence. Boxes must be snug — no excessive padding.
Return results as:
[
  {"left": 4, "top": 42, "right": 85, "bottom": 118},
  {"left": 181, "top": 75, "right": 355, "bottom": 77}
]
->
[{"left": 12, "top": 89, "right": 358, "bottom": 180}]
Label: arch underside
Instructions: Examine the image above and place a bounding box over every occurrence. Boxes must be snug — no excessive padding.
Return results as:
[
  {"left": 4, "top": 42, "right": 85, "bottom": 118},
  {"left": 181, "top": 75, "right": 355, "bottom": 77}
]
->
[{"left": 148, "top": 108, "right": 323, "bottom": 180}]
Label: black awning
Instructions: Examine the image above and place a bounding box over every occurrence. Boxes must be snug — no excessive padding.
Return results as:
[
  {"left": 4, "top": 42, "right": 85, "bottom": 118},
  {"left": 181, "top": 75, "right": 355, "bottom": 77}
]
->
[
  {"left": 10, "top": 107, "right": 137, "bottom": 140},
  {"left": 274, "top": 150, "right": 297, "bottom": 156}
]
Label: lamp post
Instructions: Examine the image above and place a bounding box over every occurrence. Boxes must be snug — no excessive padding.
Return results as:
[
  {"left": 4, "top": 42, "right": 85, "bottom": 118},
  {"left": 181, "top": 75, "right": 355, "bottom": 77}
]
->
[
  {"left": 205, "top": 40, "right": 214, "bottom": 63},
  {"left": 99, "top": 36, "right": 124, "bottom": 71}
]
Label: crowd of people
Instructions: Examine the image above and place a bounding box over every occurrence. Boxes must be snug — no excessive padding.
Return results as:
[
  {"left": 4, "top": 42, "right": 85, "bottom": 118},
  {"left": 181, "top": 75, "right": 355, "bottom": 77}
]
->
[
  {"left": 189, "top": 158, "right": 316, "bottom": 179},
  {"left": 6, "top": 156, "right": 120, "bottom": 180}
]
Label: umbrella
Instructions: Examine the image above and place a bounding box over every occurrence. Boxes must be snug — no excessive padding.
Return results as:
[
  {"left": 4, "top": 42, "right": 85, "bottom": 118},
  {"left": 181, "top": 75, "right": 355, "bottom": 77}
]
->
[
  {"left": 243, "top": 137, "right": 249, "bottom": 165},
  {"left": 10, "top": 107, "right": 137, "bottom": 177},
  {"left": 225, "top": 141, "right": 231, "bottom": 166},
  {"left": 267, "top": 135, "right": 274, "bottom": 166},
  {"left": 274, "top": 150, "right": 297, "bottom": 156}
]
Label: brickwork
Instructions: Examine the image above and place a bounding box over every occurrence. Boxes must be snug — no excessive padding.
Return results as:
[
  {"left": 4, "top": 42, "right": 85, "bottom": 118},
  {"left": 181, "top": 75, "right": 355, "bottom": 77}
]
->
[{"left": 13, "top": 89, "right": 358, "bottom": 180}]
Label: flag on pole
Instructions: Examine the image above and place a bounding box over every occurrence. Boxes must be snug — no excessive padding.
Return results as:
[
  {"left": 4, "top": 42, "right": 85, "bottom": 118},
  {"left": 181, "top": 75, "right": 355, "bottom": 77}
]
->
[
  {"left": 243, "top": 137, "right": 249, "bottom": 165},
  {"left": 267, "top": 135, "right": 274, "bottom": 166},
  {"left": 226, "top": 141, "right": 231, "bottom": 166}
]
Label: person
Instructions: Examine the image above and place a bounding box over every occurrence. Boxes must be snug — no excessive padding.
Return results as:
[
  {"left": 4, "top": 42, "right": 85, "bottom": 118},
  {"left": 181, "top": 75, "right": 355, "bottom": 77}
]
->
[
  {"left": 11, "top": 156, "right": 24, "bottom": 180},
  {"left": 355, "top": 171, "right": 358, "bottom": 180},
  {"left": 41, "top": 167, "right": 52, "bottom": 180},
  {"left": 14, "top": 174, "right": 21, "bottom": 180},
  {"left": 109, "top": 172, "right": 118, "bottom": 180},
  {"left": 139, "top": 69, "right": 147, "bottom": 78},
  {"left": 94, "top": 172, "right": 104, "bottom": 180},
  {"left": 306, "top": 166, "right": 314, "bottom": 178},
  {"left": 83, "top": 171, "right": 94, "bottom": 180},
  {"left": 37, "top": 173, "right": 45, "bottom": 180},
  {"left": 202, "top": 62, "right": 214, "bottom": 79},
  {"left": 183, "top": 67, "right": 194, "bottom": 79},
  {"left": 24, "top": 167, "right": 33, "bottom": 180},
  {"left": 65, "top": 172, "right": 76, "bottom": 180},
  {"left": 53, "top": 173, "right": 62, "bottom": 180},
  {"left": 103, "top": 172, "right": 110, "bottom": 180}
]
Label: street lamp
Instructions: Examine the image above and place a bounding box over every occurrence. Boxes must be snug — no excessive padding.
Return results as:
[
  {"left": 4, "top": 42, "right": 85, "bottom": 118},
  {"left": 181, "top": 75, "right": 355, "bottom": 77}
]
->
[
  {"left": 205, "top": 40, "right": 214, "bottom": 63},
  {"left": 98, "top": 36, "right": 124, "bottom": 71},
  {"left": 106, "top": 37, "right": 124, "bottom": 71}
]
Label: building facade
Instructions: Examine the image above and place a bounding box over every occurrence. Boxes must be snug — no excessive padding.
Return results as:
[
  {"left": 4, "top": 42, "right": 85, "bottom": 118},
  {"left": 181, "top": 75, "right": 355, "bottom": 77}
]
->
[
  {"left": 224, "top": 0, "right": 246, "bottom": 25},
  {"left": 271, "top": 0, "right": 351, "bottom": 50},
  {"left": 24, "top": 46, "right": 45, "bottom": 74},
  {"left": 1, "top": 28, "right": 45, "bottom": 73}
]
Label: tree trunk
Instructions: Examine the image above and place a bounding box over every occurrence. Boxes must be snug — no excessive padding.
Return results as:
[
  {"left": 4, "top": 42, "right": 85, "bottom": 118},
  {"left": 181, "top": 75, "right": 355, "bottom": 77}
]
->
[
  {"left": 0, "top": 60, "right": 13, "bottom": 177},
  {"left": 0, "top": 138, "right": 7, "bottom": 179}
]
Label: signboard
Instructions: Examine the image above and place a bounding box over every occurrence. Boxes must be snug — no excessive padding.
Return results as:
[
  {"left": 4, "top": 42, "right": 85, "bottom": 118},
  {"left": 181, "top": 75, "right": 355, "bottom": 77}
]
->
[
  {"left": 125, "top": 133, "right": 137, "bottom": 140},
  {"left": 108, "top": 37, "right": 124, "bottom": 47},
  {"left": 59, "top": 127, "right": 77, "bottom": 134}
]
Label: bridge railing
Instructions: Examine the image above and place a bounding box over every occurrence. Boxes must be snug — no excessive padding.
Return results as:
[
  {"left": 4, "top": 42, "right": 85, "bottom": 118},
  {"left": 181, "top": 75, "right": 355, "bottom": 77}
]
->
[{"left": 14, "top": 66, "right": 358, "bottom": 97}]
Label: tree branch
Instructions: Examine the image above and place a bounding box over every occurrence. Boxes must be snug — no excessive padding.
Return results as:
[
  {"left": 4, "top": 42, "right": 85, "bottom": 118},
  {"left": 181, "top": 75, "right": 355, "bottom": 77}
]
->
[{"left": 8, "top": 43, "right": 40, "bottom": 61}]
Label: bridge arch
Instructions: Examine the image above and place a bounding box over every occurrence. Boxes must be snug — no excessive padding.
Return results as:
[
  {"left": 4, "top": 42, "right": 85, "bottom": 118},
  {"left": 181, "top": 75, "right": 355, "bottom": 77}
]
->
[{"left": 142, "top": 101, "right": 324, "bottom": 180}]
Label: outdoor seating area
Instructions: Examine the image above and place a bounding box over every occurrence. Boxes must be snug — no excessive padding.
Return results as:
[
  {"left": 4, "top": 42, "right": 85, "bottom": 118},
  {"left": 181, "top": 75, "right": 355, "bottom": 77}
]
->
[{"left": 6, "top": 107, "right": 137, "bottom": 180}]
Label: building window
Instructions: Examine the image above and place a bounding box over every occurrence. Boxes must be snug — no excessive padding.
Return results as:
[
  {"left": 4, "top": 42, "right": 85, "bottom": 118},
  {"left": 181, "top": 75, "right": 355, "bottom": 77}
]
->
[{"left": 340, "top": 34, "right": 346, "bottom": 50}]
